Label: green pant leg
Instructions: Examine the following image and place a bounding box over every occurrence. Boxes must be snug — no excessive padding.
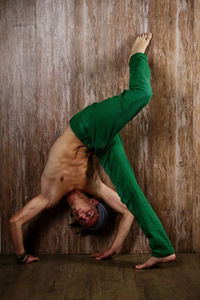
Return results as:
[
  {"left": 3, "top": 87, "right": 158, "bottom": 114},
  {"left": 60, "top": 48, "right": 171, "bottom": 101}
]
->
[
  {"left": 96, "top": 134, "right": 175, "bottom": 257},
  {"left": 87, "top": 53, "right": 153, "bottom": 149},
  {"left": 70, "top": 53, "right": 153, "bottom": 151}
]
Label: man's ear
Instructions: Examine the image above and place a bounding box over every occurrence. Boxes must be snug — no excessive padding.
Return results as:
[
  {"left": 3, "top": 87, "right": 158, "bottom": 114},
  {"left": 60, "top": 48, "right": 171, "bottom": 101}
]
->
[{"left": 89, "top": 198, "right": 99, "bottom": 205}]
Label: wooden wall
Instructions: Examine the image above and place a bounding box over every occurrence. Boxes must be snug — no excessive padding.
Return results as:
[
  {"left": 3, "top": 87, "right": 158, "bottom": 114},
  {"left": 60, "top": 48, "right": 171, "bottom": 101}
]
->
[{"left": 0, "top": 0, "right": 199, "bottom": 255}]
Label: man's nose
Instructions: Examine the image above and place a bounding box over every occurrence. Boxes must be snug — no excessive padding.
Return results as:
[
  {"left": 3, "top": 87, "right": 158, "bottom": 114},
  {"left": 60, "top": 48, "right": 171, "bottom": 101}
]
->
[{"left": 79, "top": 211, "right": 85, "bottom": 218}]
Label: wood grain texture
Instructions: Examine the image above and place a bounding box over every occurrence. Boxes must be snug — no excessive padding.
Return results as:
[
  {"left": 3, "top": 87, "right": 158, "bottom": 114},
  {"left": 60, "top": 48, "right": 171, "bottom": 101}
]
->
[
  {"left": 0, "top": 254, "right": 200, "bottom": 300},
  {"left": 0, "top": 0, "right": 199, "bottom": 255},
  {"left": 193, "top": 0, "right": 200, "bottom": 252}
]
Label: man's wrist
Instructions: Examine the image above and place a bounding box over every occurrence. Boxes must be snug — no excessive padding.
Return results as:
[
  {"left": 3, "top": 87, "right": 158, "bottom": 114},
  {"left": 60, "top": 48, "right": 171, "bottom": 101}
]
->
[{"left": 110, "top": 246, "right": 121, "bottom": 254}]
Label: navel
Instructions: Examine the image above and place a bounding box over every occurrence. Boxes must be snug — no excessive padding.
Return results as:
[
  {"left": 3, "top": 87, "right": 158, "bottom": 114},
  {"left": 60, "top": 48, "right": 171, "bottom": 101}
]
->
[{"left": 60, "top": 176, "right": 64, "bottom": 182}]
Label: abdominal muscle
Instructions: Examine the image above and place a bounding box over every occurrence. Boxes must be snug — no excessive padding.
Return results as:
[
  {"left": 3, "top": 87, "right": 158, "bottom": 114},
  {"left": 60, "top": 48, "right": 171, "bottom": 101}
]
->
[{"left": 41, "top": 124, "right": 91, "bottom": 200}]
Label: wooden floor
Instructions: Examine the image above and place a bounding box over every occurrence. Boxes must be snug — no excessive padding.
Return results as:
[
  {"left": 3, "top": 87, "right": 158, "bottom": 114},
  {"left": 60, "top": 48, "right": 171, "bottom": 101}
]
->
[{"left": 0, "top": 254, "right": 200, "bottom": 300}]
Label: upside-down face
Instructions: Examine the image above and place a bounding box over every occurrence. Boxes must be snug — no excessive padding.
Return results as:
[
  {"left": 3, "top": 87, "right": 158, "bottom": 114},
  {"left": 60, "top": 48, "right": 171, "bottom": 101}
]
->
[{"left": 67, "top": 189, "right": 99, "bottom": 228}]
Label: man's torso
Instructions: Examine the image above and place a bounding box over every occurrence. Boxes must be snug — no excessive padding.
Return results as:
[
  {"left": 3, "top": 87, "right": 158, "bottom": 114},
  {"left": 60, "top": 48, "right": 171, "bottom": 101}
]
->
[{"left": 41, "top": 124, "right": 93, "bottom": 202}]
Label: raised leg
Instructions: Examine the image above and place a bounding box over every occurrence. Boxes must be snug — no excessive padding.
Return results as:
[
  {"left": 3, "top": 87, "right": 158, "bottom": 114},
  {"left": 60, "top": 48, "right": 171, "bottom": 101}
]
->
[
  {"left": 70, "top": 34, "right": 153, "bottom": 152},
  {"left": 88, "top": 52, "right": 153, "bottom": 149}
]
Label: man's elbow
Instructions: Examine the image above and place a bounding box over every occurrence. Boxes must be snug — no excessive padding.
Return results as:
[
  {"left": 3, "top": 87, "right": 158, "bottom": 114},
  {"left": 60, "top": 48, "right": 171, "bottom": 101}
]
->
[
  {"left": 123, "top": 209, "right": 135, "bottom": 221},
  {"left": 9, "top": 215, "right": 22, "bottom": 228}
]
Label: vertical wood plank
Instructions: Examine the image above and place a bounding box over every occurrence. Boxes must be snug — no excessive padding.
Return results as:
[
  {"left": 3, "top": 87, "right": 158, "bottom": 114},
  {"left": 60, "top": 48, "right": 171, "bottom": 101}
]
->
[
  {"left": 0, "top": 0, "right": 37, "bottom": 254},
  {"left": 0, "top": 0, "right": 198, "bottom": 255},
  {"left": 193, "top": 0, "right": 200, "bottom": 252}
]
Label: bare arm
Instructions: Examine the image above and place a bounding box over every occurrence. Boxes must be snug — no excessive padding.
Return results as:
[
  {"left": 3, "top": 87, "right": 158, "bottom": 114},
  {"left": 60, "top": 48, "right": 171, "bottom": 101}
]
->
[
  {"left": 91, "top": 181, "right": 134, "bottom": 259},
  {"left": 9, "top": 194, "right": 49, "bottom": 257}
]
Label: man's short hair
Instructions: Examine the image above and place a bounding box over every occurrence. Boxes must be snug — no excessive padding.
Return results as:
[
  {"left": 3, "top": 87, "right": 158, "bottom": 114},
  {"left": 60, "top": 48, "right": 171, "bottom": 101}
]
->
[{"left": 87, "top": 202, "right": 109, "bottom": 232}]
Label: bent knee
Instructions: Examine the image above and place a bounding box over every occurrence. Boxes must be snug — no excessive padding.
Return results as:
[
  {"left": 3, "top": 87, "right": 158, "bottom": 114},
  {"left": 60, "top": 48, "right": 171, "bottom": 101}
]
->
[
  {"left": 141, "top": 89, "right": 153, "bottom": 105},
  {"left": 128, "top": 87, "right": 153, "bottom": 106}
]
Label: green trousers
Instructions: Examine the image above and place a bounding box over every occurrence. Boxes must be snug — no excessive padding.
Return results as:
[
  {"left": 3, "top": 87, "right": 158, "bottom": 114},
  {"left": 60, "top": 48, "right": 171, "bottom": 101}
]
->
[{"left": 70, "top": 53, "right": 175, "bottom": 257}]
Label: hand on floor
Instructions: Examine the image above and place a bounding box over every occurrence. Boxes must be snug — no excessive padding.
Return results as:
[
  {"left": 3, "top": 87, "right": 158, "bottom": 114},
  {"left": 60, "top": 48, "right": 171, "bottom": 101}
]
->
[
  {"left": 25, "top": 255, "right": 40, "bottom": 264},
  {"left": 90, "top": 248, "right": 118, "bottom": 260}
]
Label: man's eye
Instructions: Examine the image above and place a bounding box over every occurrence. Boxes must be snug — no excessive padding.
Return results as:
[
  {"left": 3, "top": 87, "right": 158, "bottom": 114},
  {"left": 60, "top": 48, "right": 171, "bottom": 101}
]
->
[
  {"left": 72, "top": 208, "right": 80, "bottom": 216},
  {"left": 87, "top": 212, "right": 92, "bottom": 218}
]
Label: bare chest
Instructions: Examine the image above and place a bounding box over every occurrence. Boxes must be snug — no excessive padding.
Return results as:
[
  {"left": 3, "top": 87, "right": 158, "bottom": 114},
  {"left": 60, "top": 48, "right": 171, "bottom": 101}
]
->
[{"left": 41, "top": 155, "right": 90, "bottom": 199}]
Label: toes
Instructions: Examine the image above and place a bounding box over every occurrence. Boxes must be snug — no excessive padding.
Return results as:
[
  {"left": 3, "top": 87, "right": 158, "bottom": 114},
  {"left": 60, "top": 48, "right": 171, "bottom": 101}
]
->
[
  {"left": 140, "top": 32, "right": 152, "bottom": 40},
  {"left": 135, "top": 265, "right": 143, "bottom": 269},
  {"left": 136, "top": 263, "right": 152, "bottom": 269},
  {"left": 136, "top": 263, "right": 145, "bottom": 268},
  {"left": 135, "top": 263, "right": 147, "bottom": 269}
]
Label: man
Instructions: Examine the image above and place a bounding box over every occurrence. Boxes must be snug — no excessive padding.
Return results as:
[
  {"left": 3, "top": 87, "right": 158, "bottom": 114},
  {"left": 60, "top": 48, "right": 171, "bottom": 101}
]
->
[{"left": 9, "top": 33, "right": 176, "bottom": 269}]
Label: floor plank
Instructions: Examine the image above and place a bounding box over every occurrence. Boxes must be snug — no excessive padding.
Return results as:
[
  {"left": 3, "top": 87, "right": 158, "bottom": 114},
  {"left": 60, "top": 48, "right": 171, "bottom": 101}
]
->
[{"left": 0, "top": 254, "right": 200, "bottom": 300}]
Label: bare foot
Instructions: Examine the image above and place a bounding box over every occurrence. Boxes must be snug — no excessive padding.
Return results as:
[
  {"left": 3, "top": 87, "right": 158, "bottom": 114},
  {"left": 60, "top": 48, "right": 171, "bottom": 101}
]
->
[
  {"left": 135, "top": 253, "right": 176, "bottom": 270},
  {"left": 129, "top": 33, "right": 152, "bottom": 60}
]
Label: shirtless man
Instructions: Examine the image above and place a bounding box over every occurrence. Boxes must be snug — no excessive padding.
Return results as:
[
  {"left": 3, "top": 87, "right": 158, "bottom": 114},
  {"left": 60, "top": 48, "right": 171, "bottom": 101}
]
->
[{"left": 9, "top": 33, "right": 176, "bottom": 269}]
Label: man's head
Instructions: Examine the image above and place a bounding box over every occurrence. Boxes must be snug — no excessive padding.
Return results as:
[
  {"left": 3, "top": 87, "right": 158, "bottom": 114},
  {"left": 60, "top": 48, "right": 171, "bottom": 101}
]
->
[{"left": 66, "top": 189, "right": 109, "bottom": 231}]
